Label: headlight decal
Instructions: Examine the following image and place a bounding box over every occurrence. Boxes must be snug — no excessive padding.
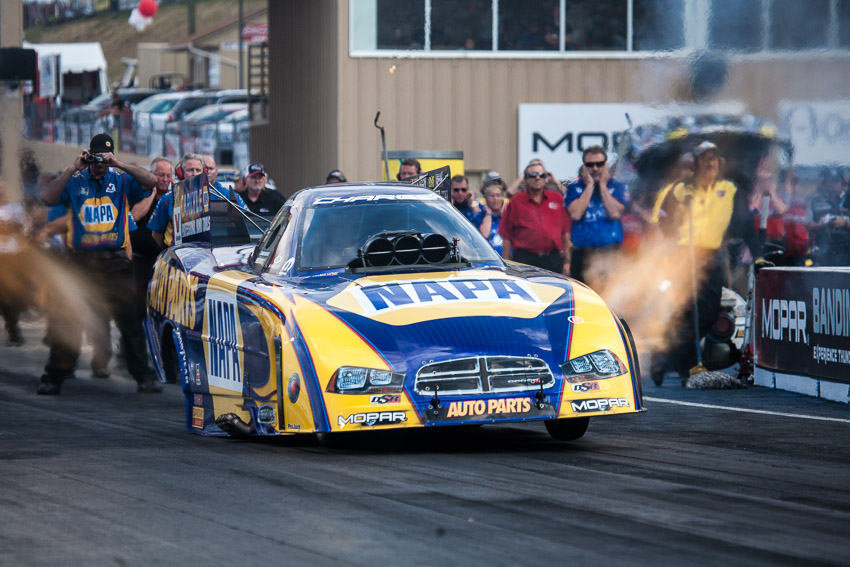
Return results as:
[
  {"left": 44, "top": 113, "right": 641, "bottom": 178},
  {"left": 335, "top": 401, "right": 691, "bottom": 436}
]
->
[{"left": 559, "top": 350, "right": 626, "bottom": 381}]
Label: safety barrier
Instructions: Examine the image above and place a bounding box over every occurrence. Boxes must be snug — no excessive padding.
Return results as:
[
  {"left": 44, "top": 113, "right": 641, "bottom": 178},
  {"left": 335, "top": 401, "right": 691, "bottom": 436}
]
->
[{"left": 754, "top": 266, "right": 850, "bottom": 403}]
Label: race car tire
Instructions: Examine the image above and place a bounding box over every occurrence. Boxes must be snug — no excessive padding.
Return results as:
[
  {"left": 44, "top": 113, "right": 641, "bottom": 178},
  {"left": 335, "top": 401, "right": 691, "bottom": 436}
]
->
[
  {"left": 162, "top": 342, "right": 180, "bottom": 385},
  {"left": 545, "top": 417, "right": 589, "bottom": 441},
  {"left": 317, "top": 432, "right": 353, "bottom": 449}
]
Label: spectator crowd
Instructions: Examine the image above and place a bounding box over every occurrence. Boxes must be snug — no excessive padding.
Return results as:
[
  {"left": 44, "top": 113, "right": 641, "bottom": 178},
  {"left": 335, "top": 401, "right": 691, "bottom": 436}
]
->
[{"left": 2, "top": 134, "right": 850, "bottom": 393}]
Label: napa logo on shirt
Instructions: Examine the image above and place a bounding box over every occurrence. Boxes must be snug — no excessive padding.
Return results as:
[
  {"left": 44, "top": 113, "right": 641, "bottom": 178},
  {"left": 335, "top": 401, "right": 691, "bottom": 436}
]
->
[{"left": 78, "top": 197, "right": 119, "bottom": 232}]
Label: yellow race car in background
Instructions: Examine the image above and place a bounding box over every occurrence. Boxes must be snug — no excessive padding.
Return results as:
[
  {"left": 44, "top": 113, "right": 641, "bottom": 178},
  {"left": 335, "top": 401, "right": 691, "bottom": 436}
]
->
[{"left": 145, "top": 181, "right": 644, "bottom": 442}]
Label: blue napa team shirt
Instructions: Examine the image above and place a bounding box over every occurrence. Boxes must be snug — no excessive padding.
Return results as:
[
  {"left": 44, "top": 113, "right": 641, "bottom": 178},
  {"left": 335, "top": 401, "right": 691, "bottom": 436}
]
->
[
  {"left": 60, "top": 168, "right": 149, "bottom": 250},
  {"left": 454, "top": 201, "right": 478, "bottom": 223},
  {"left": 564, "top": 178, "right": 629, "bottom": 248},
  {"left": 472, "top": 211, "right": 504, "bottom": 256},
  {"left": 148, "top": 181, "right": 248, "bottom": 245}
]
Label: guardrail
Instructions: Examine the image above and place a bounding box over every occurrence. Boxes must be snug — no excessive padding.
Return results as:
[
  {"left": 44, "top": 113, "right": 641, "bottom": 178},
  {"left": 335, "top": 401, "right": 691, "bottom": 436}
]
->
[{"left": 754, "top": 266, "right": 850, "bottom": 403}]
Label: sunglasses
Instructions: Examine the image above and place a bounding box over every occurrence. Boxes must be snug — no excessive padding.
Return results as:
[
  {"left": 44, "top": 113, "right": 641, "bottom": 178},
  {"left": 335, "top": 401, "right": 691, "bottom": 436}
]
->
[
  {"left": 584, "top": 161, "right": 606, "bottom": 168},
  {"left": 525, "top": 171, "right": 547, "bottom": 179},
  {"left": 452, "top": 186, "right": 469, "bottom": 192}
]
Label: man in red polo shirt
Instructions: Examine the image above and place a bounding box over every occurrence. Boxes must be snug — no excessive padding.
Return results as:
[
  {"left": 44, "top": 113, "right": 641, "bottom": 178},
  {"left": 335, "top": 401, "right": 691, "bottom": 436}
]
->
[{"left": 499, "top": 161, "right": 571, "bottom": 275}]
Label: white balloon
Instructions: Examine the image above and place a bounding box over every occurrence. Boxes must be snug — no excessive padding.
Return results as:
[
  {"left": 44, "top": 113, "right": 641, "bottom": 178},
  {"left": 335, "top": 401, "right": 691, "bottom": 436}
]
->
[{"left": 128, "top": 7, "right": 153, "bottom": 31}]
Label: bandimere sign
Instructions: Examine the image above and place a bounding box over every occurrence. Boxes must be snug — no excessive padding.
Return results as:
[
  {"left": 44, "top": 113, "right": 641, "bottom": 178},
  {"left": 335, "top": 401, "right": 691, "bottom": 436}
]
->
[{"left": 755, "top": 267, "right": 850, "bottom": 384}]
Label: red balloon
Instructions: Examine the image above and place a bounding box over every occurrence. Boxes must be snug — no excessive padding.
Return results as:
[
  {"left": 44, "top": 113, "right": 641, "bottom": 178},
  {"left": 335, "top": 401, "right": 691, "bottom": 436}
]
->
[{"left": 138, "top": 0, "right": 157, "bottom": 18}]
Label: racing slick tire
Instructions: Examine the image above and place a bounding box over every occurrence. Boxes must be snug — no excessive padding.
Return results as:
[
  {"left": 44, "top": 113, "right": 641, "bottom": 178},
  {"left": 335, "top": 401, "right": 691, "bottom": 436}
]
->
[
  {"left": 317, "top": 432, "right": 352, "bottom": 449},
  {"left": 544, "top": 417, "right": 589, "bottom": 441}
]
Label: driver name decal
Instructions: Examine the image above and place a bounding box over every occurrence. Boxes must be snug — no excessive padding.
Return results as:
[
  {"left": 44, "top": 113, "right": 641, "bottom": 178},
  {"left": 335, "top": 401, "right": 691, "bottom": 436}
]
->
[{"left": 352, "top": 278, "right": 543, "bottom": 314}]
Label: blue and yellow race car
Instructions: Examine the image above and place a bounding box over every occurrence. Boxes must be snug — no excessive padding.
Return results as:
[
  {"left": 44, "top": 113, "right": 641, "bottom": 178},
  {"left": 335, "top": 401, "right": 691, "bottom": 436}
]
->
[{"left": 145, "top": 177, "right": 644, "bottom": 442}]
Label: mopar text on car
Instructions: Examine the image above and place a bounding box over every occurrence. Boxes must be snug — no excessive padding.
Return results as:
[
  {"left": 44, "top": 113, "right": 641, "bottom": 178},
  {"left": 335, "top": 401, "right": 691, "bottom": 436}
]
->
[{"left": 144, "top": 179, "right": 644, "bottom": 442}]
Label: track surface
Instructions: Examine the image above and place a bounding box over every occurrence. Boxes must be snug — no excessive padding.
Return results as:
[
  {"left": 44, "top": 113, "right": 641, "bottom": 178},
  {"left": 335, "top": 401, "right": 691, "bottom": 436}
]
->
[{"left": 1, "top": 320, "right": 848, "bottom": 567}]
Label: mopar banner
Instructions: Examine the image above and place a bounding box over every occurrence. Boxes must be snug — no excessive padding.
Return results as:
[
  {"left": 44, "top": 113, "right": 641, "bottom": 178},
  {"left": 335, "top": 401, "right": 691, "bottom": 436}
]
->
[
  {"left": 755, "top": 267, "right": 850, "bottom": 384},
  {"left": 172, "top": 173, "right": 211, "bottom": 246}
]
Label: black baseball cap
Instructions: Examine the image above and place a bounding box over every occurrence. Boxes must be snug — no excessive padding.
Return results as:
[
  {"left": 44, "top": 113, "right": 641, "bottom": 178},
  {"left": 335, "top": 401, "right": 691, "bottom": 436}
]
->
[
  {"left": 326, "top": 169, "right": 347, "bottom": 182},
  {"left": 89, "top": 133, "right": 114, "bottom": 154},
  {"left": 247, "top": 162, "right": 266, "bottom": 177}
]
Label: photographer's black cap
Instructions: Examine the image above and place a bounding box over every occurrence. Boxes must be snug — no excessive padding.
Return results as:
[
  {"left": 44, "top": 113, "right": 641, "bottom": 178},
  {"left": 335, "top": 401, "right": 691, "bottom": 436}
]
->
[
  {"left": 89, "top": 133, "right": 114, "bottom": 154},
  {"left": 326, "top": 169, "right": 346, "bottom": 182}
]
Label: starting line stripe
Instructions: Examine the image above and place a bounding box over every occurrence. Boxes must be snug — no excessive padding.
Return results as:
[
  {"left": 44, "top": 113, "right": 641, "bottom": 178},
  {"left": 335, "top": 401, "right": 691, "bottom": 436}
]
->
[{"left": 643, "top": 396, "right": 850, "bottom": 424}]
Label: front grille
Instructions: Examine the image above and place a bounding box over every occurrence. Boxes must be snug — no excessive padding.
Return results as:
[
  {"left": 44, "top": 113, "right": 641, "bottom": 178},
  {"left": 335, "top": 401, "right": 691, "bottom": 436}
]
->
[{"left": 414, "top": 356, "right": 555, "bottom": 396}]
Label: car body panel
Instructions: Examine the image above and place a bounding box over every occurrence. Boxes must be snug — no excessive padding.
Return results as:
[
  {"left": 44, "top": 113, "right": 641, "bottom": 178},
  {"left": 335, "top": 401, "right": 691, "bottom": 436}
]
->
[{"left": 146, "top": 183, "right": 644, "bottom": 438}]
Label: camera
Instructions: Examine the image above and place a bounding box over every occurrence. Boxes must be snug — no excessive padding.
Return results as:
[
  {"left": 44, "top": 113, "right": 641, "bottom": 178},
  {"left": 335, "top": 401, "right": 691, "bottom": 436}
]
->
[{"left": 83, "top": 153, "right": 104, "bottom": 164}]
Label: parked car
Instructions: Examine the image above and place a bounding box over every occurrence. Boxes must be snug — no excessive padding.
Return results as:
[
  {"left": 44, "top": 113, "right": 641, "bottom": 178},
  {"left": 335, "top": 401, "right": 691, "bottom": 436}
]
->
[
  {"left": 197, "top": 108, "right": 248, "bottom": 165},
  {"left": 86, "top": 87, "right": 164, "bottom": 149},
  {"left": 134, "top": 90, "right": 258, "bottom": 156},
  {"left": 85, "top": 87, "right": 163, "bottom": 112},
  {"left": 164, "top": 102, "right": 247, "bottom": 161}
]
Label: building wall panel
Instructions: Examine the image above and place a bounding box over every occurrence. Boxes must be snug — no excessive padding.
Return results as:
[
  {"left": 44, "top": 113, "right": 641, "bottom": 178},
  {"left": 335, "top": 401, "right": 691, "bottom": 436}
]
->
[
  {"left": 251, "top": 0, "right": 338, "bottom": 196},
  {"left": 256, "top": 2, "right": 850, "bottom": 196}
]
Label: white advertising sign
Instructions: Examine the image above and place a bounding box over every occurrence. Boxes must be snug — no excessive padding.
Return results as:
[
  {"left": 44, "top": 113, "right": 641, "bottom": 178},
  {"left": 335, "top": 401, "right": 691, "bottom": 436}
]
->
[
  {"left": 38, "top": 53, "right": 60, "bottom": 98},
  {"left": 518, "top": 102, "right": 745, "bottom": 181},
  {"left": 778, "top": 101, "right": 850, "bottom": 167}
]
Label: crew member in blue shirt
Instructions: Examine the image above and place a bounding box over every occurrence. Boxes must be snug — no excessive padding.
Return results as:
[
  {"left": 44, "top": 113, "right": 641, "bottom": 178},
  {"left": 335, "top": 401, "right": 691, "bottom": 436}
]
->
[
  {"left": 564, "top": 146, "right": 629, "bottom": 284},
  {"left": 451, "top": 174, "right": 481, "bottom": 223},
  {"left": 148, "top": 153, "right": 247, "bottom": 247},
  {"left": 37, "top": 133, "right": 162, "bottom": 395}
]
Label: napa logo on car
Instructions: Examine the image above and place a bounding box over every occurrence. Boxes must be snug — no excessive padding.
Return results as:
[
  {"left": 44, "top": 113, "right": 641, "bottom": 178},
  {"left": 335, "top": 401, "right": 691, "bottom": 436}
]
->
[
  {"left": 78, "top": 197, "right": 119, "bottom": 232},
  {"left": 326, "top": 271, "right": 564, "bottom": 323},
  {"left": 203, "top": 290, "right": 244, "bottom": 393}
]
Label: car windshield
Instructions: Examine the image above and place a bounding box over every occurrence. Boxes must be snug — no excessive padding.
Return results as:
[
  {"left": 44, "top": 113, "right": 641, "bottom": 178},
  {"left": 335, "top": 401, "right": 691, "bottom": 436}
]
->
[
  {"left": 183, "top": 104, "right": 246, "bottom": 122},
  {"left": 135, "top": 96, "right": 180, "bottom": 114},
  {"left": 86, "top": 93, "right": 111, "bottom": 108},
  {"left": 294, "top": 198, "right": 502, "bottom": 272}
]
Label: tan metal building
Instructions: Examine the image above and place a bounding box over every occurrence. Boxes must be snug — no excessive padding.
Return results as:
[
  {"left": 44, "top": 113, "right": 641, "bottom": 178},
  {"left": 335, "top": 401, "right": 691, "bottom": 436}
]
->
[
  {"left": 137, "top": 8, "right": 268, "bottom": 91},
  {"left": 248, "top": 0, "right": 850, "bottom": 197}
]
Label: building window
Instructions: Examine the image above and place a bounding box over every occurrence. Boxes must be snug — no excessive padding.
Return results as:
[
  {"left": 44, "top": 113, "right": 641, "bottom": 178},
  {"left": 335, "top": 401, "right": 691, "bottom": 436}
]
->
[
  {"left": 351, "top": 0, "right": 671, "bottom": 54},
  {"left": 431, "top": 0, "right": 493, "bottom": 50},
  {"left": 769, "top": 0, "right": 830, "bottom": 50},
  {"left": 377, "top": 0, "right": 425, "bottom": 50},
  {"left": 709, "top": 0, "right": 763, "bottom": 52},
  {"left": 497, "top": 0, "right": 560, "bottom": 51},
  {"left": 559, "top": 0, "right": 628, "bottom": 51},
  {"left": 841, "top": 0, "right": 850, "bottom": 47},
  {"left": 633, "top": 0, "right": 685, "bottom": 52},
  {"left": 350, "top": 0, "right": 850, "bottom": 56}
]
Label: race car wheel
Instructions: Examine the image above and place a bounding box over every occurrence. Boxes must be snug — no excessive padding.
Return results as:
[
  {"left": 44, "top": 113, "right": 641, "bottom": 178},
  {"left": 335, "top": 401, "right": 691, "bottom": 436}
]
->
[
  {"left": 162, "top": 344, "right": 180, "bottom": 384},
  {"left": 545, "top": 417, "right": 589, "bottom": 441},
  {"left": 317, "top": 432, "right": 354, "bottom": 449}
]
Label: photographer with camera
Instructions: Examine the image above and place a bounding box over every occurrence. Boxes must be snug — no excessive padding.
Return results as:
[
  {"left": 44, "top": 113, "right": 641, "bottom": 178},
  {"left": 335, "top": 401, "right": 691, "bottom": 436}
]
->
[{"left": 37, "top": 133, "right": 160, "bottom": 395}]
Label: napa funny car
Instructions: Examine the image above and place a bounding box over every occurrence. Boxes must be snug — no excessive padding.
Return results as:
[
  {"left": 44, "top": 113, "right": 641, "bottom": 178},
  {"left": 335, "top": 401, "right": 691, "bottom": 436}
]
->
[{"left": 144, "top": 180, "right": 644, "bottom": 442}]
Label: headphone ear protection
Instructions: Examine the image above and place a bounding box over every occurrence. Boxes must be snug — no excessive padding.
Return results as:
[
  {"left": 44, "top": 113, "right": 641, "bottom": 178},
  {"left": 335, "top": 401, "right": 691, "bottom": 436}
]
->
[{"left": 173, "top": 162, "right": 208, "bottom": 181}]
